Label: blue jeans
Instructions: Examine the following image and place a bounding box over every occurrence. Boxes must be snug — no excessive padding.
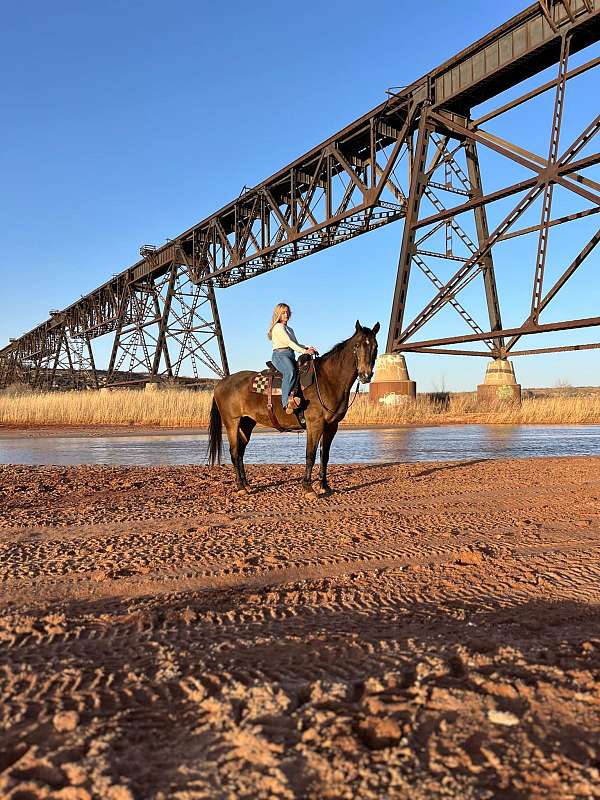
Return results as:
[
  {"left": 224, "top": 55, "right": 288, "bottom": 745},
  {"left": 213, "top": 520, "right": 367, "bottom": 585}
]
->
[{"left": 272, "top": 348, "right": 297, "bottom": 408}]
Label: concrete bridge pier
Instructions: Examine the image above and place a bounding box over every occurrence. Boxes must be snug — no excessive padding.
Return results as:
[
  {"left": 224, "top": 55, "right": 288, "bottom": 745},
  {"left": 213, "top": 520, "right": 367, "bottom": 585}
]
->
[
  {"left": 477, "top": 358, "right": 521, "bottom": 403},
  {"left": 369, "top": 353, "right": 416, "bottom": 404}
]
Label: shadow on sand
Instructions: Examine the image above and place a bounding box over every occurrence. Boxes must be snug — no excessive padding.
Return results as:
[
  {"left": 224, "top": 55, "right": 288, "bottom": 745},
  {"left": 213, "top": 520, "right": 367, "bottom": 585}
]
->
[{"left": 2, "top": 584, "right": 599, "bottom": 798}]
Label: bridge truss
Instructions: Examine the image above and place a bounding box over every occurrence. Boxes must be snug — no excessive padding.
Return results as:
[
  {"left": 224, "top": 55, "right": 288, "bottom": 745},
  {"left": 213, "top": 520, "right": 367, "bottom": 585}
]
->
[{"left": 1, "top": 0, "right": 599, "bottom": 389}]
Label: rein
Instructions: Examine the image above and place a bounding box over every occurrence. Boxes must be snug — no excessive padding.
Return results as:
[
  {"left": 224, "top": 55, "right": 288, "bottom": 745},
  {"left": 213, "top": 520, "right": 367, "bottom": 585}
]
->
[{"left": 311, "top": 355, "right": 361, "bottom": 416}]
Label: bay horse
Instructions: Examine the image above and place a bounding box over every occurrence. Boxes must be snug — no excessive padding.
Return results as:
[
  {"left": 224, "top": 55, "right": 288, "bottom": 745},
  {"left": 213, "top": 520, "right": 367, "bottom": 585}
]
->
[{"left": 207, "top": 320, "right": 380, "bottom": 497}]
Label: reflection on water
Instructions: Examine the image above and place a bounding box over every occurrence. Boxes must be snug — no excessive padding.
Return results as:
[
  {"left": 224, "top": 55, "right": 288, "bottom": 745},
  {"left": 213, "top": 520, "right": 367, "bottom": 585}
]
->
[{"left": 0, "top": 425, "right": 598, "bottom": 465}]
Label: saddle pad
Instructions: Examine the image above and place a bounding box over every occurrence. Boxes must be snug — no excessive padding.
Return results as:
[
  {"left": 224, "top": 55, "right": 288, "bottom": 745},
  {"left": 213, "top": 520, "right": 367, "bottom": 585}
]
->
[{"left": 251, "top": 374, "right": 282, "bottom": 395}]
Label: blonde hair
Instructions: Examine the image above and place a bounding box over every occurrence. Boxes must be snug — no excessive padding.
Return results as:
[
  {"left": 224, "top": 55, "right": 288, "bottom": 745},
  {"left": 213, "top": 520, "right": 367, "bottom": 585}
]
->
[{"left": 267, "top": 303, "right": 291, "bottom": 340}]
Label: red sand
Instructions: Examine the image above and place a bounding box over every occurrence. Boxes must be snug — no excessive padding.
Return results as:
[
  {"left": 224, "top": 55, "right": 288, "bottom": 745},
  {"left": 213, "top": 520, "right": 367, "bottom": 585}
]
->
[{"left": 1, "top": 457, "right": 599, "bottom": 798}]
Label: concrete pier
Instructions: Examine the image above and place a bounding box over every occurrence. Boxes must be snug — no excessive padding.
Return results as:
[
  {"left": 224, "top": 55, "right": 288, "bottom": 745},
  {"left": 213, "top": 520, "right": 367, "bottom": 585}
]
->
[
  {"left": 477, "top": 358, "right": 521, "bottom": 403},
  {"left": 369, "top": 353, "right": 416, "bottom": 404}
]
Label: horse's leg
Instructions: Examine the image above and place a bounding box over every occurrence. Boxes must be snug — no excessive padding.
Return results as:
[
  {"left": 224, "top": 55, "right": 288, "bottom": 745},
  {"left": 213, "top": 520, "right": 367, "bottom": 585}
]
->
[
  {"left": 237, "top": 416, "right": 256, "bottom": 491},
  {"left": 224, "top": 417, "right": 246, "bottom": 494},
  {"left": 318, "top": 421, "right": 338, "bottom": 495},
  {"left": 303, "top": 421, "right": 323, "bottom": 497}
]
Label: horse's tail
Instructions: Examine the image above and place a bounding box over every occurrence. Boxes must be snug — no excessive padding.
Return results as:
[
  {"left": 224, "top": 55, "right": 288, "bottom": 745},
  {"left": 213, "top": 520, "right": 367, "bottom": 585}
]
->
[{"left": 207, "top": 398, "right": 223, "bottom": 465}]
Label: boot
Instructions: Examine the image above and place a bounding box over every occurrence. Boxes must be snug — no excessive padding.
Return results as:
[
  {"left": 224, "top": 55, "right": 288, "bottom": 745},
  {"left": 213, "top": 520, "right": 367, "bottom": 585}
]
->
[{"left": 285, "top": 396, "right": 301, "bottom": 414}]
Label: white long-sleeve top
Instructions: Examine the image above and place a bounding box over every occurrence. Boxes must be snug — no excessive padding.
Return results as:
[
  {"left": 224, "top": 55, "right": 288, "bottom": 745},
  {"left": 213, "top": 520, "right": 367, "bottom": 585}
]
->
[{"left": 271, "top": 323, "right": 309, "bottom": 354}]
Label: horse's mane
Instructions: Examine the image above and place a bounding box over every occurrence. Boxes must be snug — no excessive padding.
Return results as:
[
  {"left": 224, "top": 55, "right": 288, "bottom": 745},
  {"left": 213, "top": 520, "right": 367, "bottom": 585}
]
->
[{"left": 318, "top": 336, "right": 354, "bottom": 369}]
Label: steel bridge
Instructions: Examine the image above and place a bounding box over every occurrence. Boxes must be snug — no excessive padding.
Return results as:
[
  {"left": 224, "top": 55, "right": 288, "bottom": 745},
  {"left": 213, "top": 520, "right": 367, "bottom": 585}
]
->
[{"left": 1, "top": 0, "right": 599, "bottom": 389}]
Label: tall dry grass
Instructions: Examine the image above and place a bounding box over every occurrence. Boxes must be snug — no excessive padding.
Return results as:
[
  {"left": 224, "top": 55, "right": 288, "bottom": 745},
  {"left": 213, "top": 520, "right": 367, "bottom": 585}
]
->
[
  {"left": 1, "top": 386, "right": 599, "bottom": 427},
  {"left": 0, "top": 388, "right": 213, "bottom": 428}
]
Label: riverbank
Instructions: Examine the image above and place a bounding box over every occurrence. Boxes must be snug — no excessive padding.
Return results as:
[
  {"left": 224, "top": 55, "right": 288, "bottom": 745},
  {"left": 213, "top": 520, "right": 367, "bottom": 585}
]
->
[
  {"left": 1, "top": 387, "right": 600, "bottom": 430},
  {"left": 0, "top": 422, "right": 449, "bottom": 439},
  {"left": 1, "top": 457, "right": 599, "bottom": 798}
]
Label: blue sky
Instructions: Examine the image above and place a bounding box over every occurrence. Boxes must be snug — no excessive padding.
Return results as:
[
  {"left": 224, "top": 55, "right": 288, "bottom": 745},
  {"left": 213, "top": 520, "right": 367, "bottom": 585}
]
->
[{"left": 1, "top": 0, "right": 598, "bottom": 391}]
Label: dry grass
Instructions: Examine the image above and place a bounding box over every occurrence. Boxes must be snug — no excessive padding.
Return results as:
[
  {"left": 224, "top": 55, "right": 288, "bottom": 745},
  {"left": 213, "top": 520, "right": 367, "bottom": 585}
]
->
[
  {"left": 1, "top": 385, "right": 599, "bottom": 428},
  {"left": 0, "top": 388, "right": 213, "bottom": 428}
]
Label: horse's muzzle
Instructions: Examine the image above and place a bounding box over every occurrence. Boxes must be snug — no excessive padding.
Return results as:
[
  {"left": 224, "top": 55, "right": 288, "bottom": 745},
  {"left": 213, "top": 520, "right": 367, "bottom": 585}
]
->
[{"left": 359, "top": 371, "right": 373, "bottom": 384}]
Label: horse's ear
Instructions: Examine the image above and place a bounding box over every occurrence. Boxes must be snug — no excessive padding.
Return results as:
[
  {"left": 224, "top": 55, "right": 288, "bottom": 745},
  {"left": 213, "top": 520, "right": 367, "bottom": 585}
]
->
[
  {"left": 372, "top": 322, "right": 380, "bottom": 335},
  {"left": 355, "top": 319, "right": 362, "bottom": 333}
]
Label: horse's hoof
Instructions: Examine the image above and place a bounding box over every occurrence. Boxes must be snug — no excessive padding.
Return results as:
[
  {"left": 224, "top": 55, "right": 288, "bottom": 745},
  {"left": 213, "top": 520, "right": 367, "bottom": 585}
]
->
[
  {"left": 236, "top": 488, "right": 248, "bottom": 497},
  {"left": 317, "top": 485, "right": 331, "bottom": 496},
  {"left": 303, "top": 486, "right": 318, "bottom": 500}
]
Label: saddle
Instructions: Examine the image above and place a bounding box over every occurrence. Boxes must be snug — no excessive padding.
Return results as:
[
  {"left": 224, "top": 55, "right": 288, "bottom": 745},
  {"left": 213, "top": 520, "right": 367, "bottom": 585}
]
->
[
  {"left": 249, "top": 354, "right": 315, "bottom": 432},
  {"left": 258, "top": 353, "right": 314, "bottom": 391}
]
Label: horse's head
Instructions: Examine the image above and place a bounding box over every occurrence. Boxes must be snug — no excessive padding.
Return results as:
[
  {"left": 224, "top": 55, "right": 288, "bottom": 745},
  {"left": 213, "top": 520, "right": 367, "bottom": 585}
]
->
[{"left": 353, "top": 320, "right": 380, "bottom": 383}]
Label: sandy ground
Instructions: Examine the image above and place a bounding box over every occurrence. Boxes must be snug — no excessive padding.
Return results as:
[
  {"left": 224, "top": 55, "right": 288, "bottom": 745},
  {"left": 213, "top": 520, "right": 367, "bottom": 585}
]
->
[{"left": 1, "top": 457, "right": 600, "bottom": 799}]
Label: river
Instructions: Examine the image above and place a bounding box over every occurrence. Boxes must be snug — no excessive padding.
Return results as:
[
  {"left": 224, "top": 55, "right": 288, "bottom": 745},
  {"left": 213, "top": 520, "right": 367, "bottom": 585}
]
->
[{"left": 0, "top": 425, "right": 598, "bottom": 465}]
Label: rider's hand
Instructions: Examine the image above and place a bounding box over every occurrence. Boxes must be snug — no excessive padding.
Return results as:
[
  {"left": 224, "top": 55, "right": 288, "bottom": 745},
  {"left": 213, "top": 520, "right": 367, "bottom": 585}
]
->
[{"left": 307, "top": 346, "right": 318, "bottom": 355}]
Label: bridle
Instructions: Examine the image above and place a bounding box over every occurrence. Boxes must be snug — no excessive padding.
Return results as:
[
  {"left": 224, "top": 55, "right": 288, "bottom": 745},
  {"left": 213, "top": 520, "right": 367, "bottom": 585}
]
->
[{"left": 311, "top": 339, "right": 370, "bottom": 415}]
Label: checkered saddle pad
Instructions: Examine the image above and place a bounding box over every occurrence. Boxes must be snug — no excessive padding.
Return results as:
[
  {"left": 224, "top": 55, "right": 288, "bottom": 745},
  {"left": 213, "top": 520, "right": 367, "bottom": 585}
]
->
[{"left": 252, "top": 373, "right": 282, "bottom": 395}]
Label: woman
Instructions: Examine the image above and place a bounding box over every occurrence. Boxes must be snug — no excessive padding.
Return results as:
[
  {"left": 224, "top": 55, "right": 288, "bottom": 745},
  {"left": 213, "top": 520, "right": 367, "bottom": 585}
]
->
[{"left": 267, "top": 303, "right": 318, "bottom": 413}]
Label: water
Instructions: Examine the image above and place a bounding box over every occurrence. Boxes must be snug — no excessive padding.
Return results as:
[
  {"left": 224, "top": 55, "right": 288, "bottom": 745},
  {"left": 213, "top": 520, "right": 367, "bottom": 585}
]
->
[{"left": 0, "top": 425, "right": 598, "bottom": 465}]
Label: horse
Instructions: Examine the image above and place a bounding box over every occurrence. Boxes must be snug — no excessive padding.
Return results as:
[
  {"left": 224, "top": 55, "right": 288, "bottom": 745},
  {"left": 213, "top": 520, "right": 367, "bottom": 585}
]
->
[{"left": 207, "top": 320, "right": 380, "bottom": 497}]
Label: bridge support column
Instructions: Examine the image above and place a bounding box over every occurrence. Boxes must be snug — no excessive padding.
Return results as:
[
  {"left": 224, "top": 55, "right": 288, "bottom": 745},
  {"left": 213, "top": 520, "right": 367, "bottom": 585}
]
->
[
  {"left": 464, "top": 140, "right": 503, "bottom": 347},
  {"left": 0, "top": 349, "right": 26, "bottom": 388},
  {"left": 386, "top": 110, "right": 431, "bottom": 352},
  {"left": 105, "top": 258, "right": 228, "bottom": 387},
  {"left": 477, "top": 358, "right": 521, "bottom": 403},
  {"left": 369, "top": 353, "right": 416, "bottom": 404},
  {"left": 25, "top": 326, "right": 98, "bottom": 391}
]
